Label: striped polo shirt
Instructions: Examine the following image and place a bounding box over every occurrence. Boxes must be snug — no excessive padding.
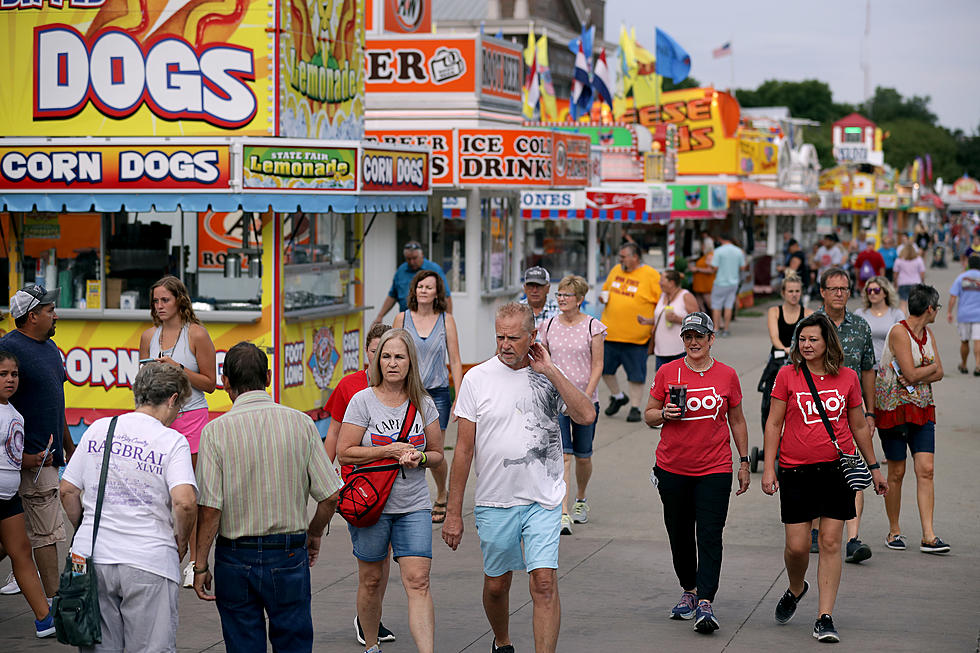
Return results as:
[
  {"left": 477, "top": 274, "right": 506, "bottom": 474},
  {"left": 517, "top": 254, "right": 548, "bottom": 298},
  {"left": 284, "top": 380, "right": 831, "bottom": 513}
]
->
[{"left": 197, "top": 390, "right": 342, "bottom": 539}]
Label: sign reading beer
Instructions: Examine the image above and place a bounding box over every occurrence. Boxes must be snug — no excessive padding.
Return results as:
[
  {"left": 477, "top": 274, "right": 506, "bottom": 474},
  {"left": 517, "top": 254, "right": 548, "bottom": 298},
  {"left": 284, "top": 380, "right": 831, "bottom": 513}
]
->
[
  {"left": 365, "top": 129, "right": 453, "bottom": 185},
  {"left": 360, "top": 147, "right": 430, "bottom": 192},
  {"left": 0, "top": 145, "right": 231, "bottom": 191},
  {"left": 242, "top": 145, "right": 357, "bottom": 190},
  {"left": 1, "top": 0, "right": 274, "bottom": 136}
]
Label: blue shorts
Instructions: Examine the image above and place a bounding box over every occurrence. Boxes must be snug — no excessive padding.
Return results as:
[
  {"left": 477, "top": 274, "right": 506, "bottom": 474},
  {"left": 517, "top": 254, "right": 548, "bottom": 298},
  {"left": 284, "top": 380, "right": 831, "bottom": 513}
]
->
[
  {"left": 560, "top": 402, "right": 600, "bottom": 457},
  {"left": 473, "top": 503, "right": 560, "bottom": 577},
  {"left": 348, "top": 510, "right": 432, "bottom": 562},
  {"left": 602, "top": 341, "right": 648, "bottom": 383},
  {"left": 655, "top": 353, "right": 685, "bottom": 371},
  {"left": 428, "top": 385, "right": 451, "bottom": 431},
  {"left": 879, "top": 421, "right": 936, "bottom": 461}
]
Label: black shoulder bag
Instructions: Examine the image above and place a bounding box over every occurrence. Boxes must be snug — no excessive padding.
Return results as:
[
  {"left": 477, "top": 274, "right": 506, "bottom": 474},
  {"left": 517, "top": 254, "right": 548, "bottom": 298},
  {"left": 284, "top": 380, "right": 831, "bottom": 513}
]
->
[
  {"left": 799, "top": 366, "right": 872, "bottom": 491},
  {"left": 53, "top": 415, "right": 117, "bottom": 646}
]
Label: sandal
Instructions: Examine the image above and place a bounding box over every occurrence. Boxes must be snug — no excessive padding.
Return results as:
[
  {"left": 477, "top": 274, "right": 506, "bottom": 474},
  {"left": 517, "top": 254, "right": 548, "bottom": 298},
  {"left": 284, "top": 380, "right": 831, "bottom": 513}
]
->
[
  {"left": 974, "top": 369, "right": 980, "bottom": 377},
  {"left": 431, "top": 501, "right": 447, "bottom": 524},
  {"left": 958, "top": 364, "right": 969, "bottom": 374}
]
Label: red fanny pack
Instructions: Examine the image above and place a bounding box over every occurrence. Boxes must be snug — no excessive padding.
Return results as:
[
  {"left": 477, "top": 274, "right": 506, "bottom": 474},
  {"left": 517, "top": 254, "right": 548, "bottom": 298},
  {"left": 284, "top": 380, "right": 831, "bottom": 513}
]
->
[{"left": 336, "top": 402, "right": 416, "bottom": 528}]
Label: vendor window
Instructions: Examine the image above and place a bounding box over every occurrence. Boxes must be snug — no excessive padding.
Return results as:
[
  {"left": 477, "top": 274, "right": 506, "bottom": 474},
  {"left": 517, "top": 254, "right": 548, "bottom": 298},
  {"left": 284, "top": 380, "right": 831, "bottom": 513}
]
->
[
  {"left": 283, "top": 211, "right": 354, "bottom": 312},
  {"left": 14, "top": 212, "right": 100, "bottom": 310},
  {"left": 482, "top": 196, "right": 515, "bottom": 292},
  {"left": 524, "top": 219, "right": 588, "bottom": 281}
]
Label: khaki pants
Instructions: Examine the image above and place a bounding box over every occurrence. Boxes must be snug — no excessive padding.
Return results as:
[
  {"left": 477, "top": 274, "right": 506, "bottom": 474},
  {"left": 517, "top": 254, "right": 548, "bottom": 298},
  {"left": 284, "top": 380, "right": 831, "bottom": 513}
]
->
[{"left": 18, "top": 466, "right": 66, "bottom": 548}]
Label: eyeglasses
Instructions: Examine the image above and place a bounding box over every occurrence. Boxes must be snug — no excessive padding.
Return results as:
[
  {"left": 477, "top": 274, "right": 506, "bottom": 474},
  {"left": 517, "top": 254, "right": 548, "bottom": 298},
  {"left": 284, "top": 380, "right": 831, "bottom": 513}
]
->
[
  {"left": 823, "top": 286, "right": 850, "bottom": 294},
  {"left": 555, "top": 292, "right": 577, "bottom": 299},
  {"left": 932, "top": 303, "right": 942, "bottom": 311},
  {"left": 682, "top": 332, "right": 710, "bottom": 341},
  {"left": 866, "top": 287, "right": 882, "bottom": 295}
]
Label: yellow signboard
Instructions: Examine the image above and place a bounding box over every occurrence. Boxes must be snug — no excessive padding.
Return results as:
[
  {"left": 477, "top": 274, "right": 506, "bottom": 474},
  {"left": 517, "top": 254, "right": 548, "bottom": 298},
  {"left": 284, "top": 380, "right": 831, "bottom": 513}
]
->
[
  {"left": 0, "top": 0, "right": 275, "bottom": 137},
  {"left": 738, "top": 133, "right": 779, "bottom": 176},
  {"left": 279, "top": 0, "right": 365, "bottom": 138}
]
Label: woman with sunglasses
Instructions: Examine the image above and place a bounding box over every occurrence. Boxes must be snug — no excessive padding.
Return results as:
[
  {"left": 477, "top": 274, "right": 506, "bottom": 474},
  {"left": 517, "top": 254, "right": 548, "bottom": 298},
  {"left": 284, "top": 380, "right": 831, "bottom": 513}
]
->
[
  {"left": 539, "top": 275, "right": 607, "bottom": 535},
  {"left": 854, "top": 276, "right": 905, "bottom": 367},
  {"left": 644, "top": 312, "right": 749, "bottom": 636},
  {"left": 762, "top": 313, "right": 886, "bottom": 643}
]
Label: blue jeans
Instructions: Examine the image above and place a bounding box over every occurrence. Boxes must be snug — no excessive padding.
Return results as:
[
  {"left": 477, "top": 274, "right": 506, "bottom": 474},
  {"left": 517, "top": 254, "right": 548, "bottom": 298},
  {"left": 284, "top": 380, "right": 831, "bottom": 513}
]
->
[{"left": 214, "top": 533, "right": 313, "bottom": 653}]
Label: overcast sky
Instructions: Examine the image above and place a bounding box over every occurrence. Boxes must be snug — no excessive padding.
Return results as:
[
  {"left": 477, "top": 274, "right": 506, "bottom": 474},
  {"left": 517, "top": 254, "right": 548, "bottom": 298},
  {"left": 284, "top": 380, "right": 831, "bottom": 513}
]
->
[{"left": 604, "top": 0, "right": 980, "bottom": 134}]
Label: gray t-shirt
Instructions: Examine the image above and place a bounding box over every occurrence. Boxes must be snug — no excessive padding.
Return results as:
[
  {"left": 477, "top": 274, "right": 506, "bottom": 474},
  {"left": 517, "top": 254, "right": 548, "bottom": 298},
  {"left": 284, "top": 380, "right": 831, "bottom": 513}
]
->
[
  {"left": 343, "top": 389, "right": 439, "bottom": 514},
  {"left": 854, "top": 307, "right": 905, "bottom": 366}
]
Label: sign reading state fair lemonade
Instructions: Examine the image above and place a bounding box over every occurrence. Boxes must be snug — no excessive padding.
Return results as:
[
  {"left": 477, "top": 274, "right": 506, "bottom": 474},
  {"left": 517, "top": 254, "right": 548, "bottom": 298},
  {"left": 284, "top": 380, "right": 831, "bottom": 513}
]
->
[{"left": 0, "top": 0, "right": 275, "bottom": 136}]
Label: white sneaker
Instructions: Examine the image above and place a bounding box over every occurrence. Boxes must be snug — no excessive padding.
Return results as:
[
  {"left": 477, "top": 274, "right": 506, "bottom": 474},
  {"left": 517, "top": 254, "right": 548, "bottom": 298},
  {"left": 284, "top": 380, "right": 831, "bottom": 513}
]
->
[
  {"left": 0, "top": 572, "right": 20, "bottom": 595},
  {"left": 560, "top": 514, "right": 573, "bottom": 535},
  {"left": 571, "top": 499, "right": 590, "bottom": 524},
  {"left": 182, "top": 562, "right": 196, "bottom": 588}
]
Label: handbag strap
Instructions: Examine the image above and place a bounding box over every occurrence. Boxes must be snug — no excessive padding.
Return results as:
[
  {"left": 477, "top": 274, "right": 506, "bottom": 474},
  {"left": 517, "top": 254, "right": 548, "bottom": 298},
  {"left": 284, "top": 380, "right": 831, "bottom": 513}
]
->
[
  {"left": 90, "top": 416, "right": 118, "bottom": 555},
  {"left": 396, "top": 402, "right": 417, "bottom": 443},
  {"left": 799, "top": 364, "right": 844, "bottom": 455}
]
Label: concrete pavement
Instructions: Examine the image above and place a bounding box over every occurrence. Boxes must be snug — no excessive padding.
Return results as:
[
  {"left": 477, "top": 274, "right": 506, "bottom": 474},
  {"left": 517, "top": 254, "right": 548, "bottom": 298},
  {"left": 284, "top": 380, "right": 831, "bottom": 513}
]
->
[{"left": 0, "top": 264, "right": 978, "bottom": 651}]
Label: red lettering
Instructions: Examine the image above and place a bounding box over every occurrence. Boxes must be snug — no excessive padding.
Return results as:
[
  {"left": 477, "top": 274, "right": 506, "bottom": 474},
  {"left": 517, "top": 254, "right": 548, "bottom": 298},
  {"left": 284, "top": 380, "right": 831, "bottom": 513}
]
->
[{"left": 687, "top": 98, "right": 711, "bottom": 121}]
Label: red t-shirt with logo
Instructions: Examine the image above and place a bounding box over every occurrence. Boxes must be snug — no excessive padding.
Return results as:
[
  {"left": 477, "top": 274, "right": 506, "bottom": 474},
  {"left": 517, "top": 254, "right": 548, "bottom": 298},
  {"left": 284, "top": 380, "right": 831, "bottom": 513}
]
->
[
  {"left": 651, "top": 359, "right": 742, "bottom": 476},
  {"left": 771, "top": 365, "right": 862, "bottom": 467},
  {"left": 324, "top": 369, "right": 369, "bottom": 420}
]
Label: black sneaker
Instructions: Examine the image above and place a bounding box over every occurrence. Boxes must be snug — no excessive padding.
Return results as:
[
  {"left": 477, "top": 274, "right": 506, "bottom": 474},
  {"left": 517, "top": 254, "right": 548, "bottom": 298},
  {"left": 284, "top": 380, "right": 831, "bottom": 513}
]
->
[
  {"left": 491, "top": 640, "right": 515, "bottom": 653},
  {"left": 810, "top": 528, "right": 819, "bottom": 553},
  {"left": 774, "top": 580, "right": 808, "bottom": 624},
  {"left": 844, "top": 538, "right": 872, "bottom": 563},
  {"left": 812, "top": 613, "right": 840, "bottom": 643},
  {"left": 920, "top": 536, "right": 951, "bottom": 554},
  {"left": 626, "top": 406, "right": 642, "bottom": 422},
  {"left": 605, "top": 394, "right": 629, "bottom": 416},
  {"left": 355, "top": 616, "right": 396, "bottom": 646}
]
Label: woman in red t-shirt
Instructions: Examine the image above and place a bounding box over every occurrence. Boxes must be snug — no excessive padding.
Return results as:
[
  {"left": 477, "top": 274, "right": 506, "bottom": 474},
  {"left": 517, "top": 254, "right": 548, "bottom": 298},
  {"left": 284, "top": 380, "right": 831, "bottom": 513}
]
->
[
  {"left": 762, "top": 313, "right": 887, "bottom": 643},
  {"left": 644, "top": 312, "right": 750, "bottom": 635}
]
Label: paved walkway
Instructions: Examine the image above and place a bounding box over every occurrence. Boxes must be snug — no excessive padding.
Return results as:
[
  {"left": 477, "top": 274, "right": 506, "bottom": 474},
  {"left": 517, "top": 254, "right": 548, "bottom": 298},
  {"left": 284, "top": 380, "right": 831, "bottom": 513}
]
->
[{"left": 1, "top": 265, "right": 978, "bottom": 652}]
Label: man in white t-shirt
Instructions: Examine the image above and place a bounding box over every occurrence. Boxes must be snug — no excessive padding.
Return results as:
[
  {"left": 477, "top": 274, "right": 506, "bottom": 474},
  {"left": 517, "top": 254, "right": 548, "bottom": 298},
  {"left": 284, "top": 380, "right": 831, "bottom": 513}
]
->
[{"left": 442, "top": 303, "right": 595, "bottom": 653}]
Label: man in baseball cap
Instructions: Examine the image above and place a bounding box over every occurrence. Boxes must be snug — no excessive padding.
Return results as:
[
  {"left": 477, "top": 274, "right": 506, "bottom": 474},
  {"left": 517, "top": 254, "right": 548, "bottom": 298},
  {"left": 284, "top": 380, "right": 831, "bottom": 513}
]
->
[
  {"left": 519, "top": 266, "right": 559, "bottom": 339},
  {"left": 0, "top": 283, "right": 72, "bottom": 599}
]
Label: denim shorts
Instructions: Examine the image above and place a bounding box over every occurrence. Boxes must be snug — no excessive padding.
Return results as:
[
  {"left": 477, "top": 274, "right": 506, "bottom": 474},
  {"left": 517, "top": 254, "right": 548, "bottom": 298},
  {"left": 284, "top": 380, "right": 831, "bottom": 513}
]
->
[
  {"left": 473, "top": 503, "right": 560, "bottom": 577},
  {"left": 560, "top": 402, "right": 600, "bottom": 457},
  {"left": 879, "top": 421, "right": 936, "bottom": 460},
  {"left": 428, "top": 385, "right": 451, "bottom": 431},
  {"left": 348, "top": 510, "right": 432, "bottom": 562},
  {"left": 602, "top": 341, "right": 649, "bottom": 383}
]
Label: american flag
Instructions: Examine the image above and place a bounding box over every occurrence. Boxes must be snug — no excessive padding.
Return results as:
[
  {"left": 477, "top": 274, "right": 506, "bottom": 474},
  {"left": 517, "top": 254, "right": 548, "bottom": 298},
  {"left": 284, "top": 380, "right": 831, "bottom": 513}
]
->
[{"left": 713, "top": 42, "right": 732, "bottom": 58}]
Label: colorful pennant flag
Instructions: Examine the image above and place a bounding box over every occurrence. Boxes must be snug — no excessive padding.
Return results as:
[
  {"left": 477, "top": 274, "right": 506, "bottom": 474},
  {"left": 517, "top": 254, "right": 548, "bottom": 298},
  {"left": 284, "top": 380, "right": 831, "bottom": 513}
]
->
[
  {"left": 592, "top": 47, "right": 613, "bottom": 108},
  {"left": 570, "top": 39, "right": 593, "bottom": 121},
  {"left": 522, "top": 25, "right": 539, "bottom": 120},
  {"left": 537, "top": 30, "right": 558, "bottom": 121},
  {"left": 655, "top": 27, "right": 691, "bottom": 84},
  {"left": 568, "top": 24, "right": 595, "bottom": 60}
]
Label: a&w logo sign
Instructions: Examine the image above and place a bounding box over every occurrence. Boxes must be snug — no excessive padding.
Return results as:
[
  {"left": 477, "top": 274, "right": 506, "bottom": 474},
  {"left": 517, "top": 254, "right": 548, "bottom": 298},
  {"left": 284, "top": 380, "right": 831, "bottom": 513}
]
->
[{"left": 795, "top": 389, "right": 845, "bottom": 425}]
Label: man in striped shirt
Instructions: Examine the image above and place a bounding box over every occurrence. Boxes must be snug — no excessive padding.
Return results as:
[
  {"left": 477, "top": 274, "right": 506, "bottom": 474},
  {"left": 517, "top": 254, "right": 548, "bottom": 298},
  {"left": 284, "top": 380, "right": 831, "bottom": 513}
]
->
[{"left": 193, "top": 342, "right": 342, "bottom": 652}]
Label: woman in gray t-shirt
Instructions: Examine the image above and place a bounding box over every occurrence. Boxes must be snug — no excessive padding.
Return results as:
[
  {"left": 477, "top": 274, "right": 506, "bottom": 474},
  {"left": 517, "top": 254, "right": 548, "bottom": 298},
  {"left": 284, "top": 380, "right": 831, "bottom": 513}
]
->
[
  {"left": 854, "top": 276, "right": 906, "bottom": 366},
  {"left": 337, "top": 328, "right": 443, "bottom": 653}
]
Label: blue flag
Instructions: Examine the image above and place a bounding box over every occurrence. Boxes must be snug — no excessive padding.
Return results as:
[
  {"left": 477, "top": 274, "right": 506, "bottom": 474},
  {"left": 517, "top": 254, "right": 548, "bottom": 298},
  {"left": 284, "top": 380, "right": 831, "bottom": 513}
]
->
[
  {"left": 494, "top": 28, "right": 504, "bottom": 39},
  {"left": 567, "top": 24, "right": 595, "bottom": 60},
  {"left": 655, "top": 27, "right": 691, "bottom": 84}
]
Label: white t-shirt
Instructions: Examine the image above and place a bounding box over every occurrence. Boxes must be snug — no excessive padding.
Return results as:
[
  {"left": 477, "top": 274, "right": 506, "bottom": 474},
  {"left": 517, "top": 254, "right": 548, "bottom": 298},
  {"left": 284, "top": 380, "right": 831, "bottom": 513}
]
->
[
  {"left": 453, "top": 356, "right": 566, "bottom": 509},
  {"left": 0, "top": 402, "right": 25, "bottom": 499},
  {"left": 815, "top": 245, "right": 844, "bottom": 281},
  {"left": 62, "top": 412, "right": 197, "bottom": 584}
]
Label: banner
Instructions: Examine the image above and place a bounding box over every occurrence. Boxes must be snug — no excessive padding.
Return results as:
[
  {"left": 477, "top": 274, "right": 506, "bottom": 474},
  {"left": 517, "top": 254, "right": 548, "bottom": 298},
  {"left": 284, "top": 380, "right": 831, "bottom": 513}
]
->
[
  {"left": 616, "top": 87, "right": 741, "bottom": 176},
  {"left": 366, "top": 38, "right": 476, "bottom": 94},
  {"left": 670, "top": 184, "right": 728, "bottom": 212},
  {"left": 1, "top": 0, "right": 274, "bottom": 137},
  {"left": 281, "top": 312, "right": 364, "bottom": 410},
  {"left": 279, "top": 0, "right": 365, "bottom": 139},
  {"left": 480, "top": 40, "right": 523, "bottom": 105},
  {"left": 365, "top": 129, "right": 453, "bottom": 185},
  {"left": 0, "top": 145, "right": 231, "bottom": 191},
  {"left": 739, "top": 135, "right": 779, "bottom": 175},
  {"left": 550, "top": 132, "right": 591, "bottom": 187},
  {"left": 360, "top": 147, "right": 430, "bottom": 192},
  {"left": 198, "top": 211, "right": 266, "bottom": 270},
  {"left": 242, "top": 145, "right": 357, "bottom": 190}
]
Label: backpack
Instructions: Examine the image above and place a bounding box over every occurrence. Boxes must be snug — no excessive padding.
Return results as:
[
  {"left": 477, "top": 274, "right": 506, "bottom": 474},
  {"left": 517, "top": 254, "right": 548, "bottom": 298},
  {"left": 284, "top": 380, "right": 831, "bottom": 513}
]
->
[
  {"left": 336, "top": 402, "right": 416, "bottom": 528},
  {"left": 859, "top": 259, "right": 875, "bottom": 281}
]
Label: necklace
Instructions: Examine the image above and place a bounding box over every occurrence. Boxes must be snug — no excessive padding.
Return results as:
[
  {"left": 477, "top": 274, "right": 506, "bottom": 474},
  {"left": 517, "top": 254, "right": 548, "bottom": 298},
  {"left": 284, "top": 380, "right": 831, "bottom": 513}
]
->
[{"left": 684, "top": 355, "right": 714, "bottom": 376}]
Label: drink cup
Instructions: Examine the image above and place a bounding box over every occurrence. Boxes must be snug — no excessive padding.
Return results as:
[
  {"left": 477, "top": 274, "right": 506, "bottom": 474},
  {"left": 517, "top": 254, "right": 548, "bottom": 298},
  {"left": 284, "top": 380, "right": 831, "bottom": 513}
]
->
[
  {"left": 668, "top": 383, "right": 688, "bottom": 418},
  {"left": 600, "top": 290, "right": 610, "bottom": 303}
]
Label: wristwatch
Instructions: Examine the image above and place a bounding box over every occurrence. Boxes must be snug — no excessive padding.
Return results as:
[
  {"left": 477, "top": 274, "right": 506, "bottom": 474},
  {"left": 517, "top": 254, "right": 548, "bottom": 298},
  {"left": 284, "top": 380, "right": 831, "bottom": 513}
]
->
[
  {"left": 867, "top": 462, "right": 880, "bottom": 470},
  {"left": 864, "top": 411, "right": 875, "bottom": 418},
  {"left": 739, "top": 456, "right": 749, "bottom": 464}
]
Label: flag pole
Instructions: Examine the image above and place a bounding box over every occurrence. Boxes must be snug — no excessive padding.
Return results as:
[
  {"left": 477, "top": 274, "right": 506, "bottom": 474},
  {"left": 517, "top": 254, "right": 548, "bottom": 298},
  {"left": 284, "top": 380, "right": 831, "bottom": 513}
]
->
[{"left": 729, "top": 36, "right": 735, "bottom": 91}]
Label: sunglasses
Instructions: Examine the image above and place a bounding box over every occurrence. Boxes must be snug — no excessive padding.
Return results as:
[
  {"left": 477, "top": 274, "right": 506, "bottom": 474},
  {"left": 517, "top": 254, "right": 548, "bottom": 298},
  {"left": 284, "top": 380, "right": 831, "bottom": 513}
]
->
[{"left": 866, "top": 287, "right": 882, "bottom": 295}]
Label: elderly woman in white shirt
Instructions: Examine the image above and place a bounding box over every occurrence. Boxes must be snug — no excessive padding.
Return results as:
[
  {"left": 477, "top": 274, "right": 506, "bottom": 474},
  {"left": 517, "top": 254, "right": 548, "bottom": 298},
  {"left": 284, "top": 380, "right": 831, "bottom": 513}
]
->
[{"left": 60, "top": 362, "right": 198, "bottom": 653}]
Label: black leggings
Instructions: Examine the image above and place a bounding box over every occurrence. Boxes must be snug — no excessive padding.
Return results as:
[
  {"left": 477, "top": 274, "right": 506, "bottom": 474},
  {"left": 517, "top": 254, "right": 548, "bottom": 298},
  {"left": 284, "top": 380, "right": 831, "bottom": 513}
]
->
[{"left": 654, "top": 467, "right": 732, "bottom": 602}]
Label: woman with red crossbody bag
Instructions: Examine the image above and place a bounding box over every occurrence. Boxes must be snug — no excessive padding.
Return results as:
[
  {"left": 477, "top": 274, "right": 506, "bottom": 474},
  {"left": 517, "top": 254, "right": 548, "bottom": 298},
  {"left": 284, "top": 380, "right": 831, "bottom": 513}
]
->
[{"left": 337, "top": 329, "right": 444, "bottom": 653}]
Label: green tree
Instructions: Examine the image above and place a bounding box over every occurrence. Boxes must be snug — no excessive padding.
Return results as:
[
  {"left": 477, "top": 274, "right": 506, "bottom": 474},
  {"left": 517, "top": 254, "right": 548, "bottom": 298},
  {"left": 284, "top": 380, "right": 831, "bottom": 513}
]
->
[
  {"left": 879, "top": 119, "right": 958, "bottom": 181},
  {"left": 955, "top": 125, "right": 980, "bottom": 179},
  {"left": 663, "top": 76, "right": 700, "bottom": 92},
  {"left": 866, "top": 86, "right": 937, "bottom": 124},
  {"left": 735, "top": 79, "right": 840, "bottom": 124}
]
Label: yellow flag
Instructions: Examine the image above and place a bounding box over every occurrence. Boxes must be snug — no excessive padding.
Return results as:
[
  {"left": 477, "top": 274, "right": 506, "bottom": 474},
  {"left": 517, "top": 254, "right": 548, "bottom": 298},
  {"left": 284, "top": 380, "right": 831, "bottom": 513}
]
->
[
  {"left": 619, "top": 25, "right": 637, "bottom": 95},
  {"left": 522, "top": 25, "right": 538, "bottom": 119},
  {"left": 632, "top": 40, "right": 662, "bottom": 109},
  {"left": 537, "top": 31, "right": 558, "bottom": 121}
]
